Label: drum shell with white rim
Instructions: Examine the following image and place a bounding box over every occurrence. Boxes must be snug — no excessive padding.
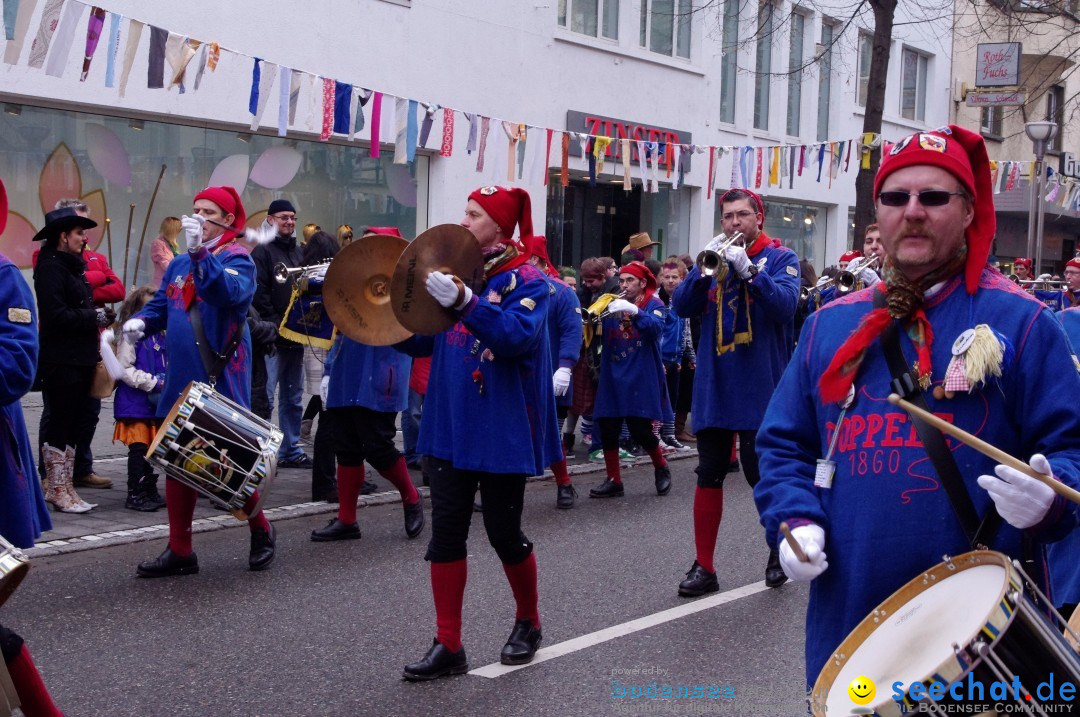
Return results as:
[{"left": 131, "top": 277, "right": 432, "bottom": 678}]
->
[
  {"left": 148, "top": 381, "right": 282, "bottom": 516},
  {"left": 0, "top": 534, "right": 28, "bottom": 609},
  {"left": 813, "top": 550, "right": 1080, "bottom": 716}
]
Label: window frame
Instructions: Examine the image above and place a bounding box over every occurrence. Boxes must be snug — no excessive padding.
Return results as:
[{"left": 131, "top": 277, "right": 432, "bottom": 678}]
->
[
  {"left": 856, "top": 32, "right": 872, "bottom": 108},
  {"left": 754, "top": 3, "right": 774, "bottom": 131},
  {"left": 558, "top": 0, "right": 620, "bottom": 40},
  {"left": 1047, "top": 84, "right": 1065, "bottom": 153},
  {"left": 786, "top": 10, "right": 807, "bottom": 137},
  {"left": 899, "top": 47, "right": 928, "bottom": 122},
  {"left": 816, "top": 21, "right": 835, "bottom": 141},
  {"left": 638, "top": 0, "right": 692, "bottom": 59},
  {"left": 719, "top": 0, "right": 738, "bottom": 123},
  {"left": 980, "top": 106, "right": 1004, "bottom": 140}
]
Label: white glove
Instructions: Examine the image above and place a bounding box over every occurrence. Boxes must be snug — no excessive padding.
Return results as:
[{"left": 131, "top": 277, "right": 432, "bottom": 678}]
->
[
  {"left": 858, "top": 267, "right": 880, "bottom": 286},
  {"left": 122, "top": 318, "right": 145, "bottom": 342},
  {"left": 725, "top": 245, "right": 752, "bottom": 279},
  {"left": 977, "top": 454, "right": 1057, "bottom": 530},
  {"left": 606, "top": 298, "right": 638, "bottom": 316},
  {"left": 553, "top": 367, "right": 572, "bottom": 396},
  {"left": 425, "top": 270, "right": 473, "bottom": 310},
  {"left": 320, "top": 375, "right": 330, "bottom": 404},
  {"left": 704, "top": 233, "right": 727, "bottom": 253},
  {"left": 181, "top": 214, "right": 206, "bottom": 252},
  {"left": 778, "top": 524, "right": 829, "bottom": 582}
]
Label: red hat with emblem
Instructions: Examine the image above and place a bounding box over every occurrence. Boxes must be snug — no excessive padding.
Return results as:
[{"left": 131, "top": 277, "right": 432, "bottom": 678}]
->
[
  {"left": 193, "top": 186, "right": 247, "bottom": 240},
  {"left": 1065, "top": 259, "right": 1080, "bottom": 272},
  {"left": 874, "top": 125, "right": 995, "bottom": 295},
  {"left": 620, "top": 260, "right": 657, "bottom": 292},
  {"left": 468, "top": 186, "right": 533, "bottom": 240},
  {"left": 839, "top": 249, "right": 863, "bottom": 264},
  {"left": 1014, "top": 257, "right": 1033, "bottom": 270}
]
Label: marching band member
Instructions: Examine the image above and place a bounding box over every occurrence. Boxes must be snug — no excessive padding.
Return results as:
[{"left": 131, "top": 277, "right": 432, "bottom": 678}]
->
[
  {"left": 127, "top": 186, "right": 277, "bottom": 577},
  {"left": 588, "top": 261, "right": 673, "bottom": 499},
  {"left": 400, "top": 186, "right": 559, "bottom": 680},
  {"left": 862, "top": 223, "right": 884, "bottom": 262},
  {"left": 1061, "top": 258, "right": 1080, "bottom": 309},
  {"left": 754, "top": 125, "right": 1080, "bottom": 684},
  {"left": 310, "top": 227, "right": 424, "bottom": 543},
  {"left": 671, "top": 188, "right": 801, "bottom": 596},
  {"left": 1013, "top": 256, "right": 1033, "bottom": 283},
  {"left": 523, "top": 235, "right": 583, "bottom": 509}
]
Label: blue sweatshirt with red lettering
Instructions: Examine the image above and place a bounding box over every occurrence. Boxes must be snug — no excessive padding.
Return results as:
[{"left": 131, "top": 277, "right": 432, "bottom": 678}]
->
[
  {"left": 671, "top": 242, "right": 800, "bottom": 430},
  {"left": 593, "top": 295, "right": 667, "bottom": 420},
  {"left": 755, "top": 269, "right": 1080, "bottom": 685},
  {"left": 399, "top": 263, "right": 561, "bottom": 475}
]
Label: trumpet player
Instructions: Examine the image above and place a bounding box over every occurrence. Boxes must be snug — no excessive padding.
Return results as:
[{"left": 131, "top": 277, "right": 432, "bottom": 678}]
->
[
  {"left": 251, "top": 199, "right": 310, "bottom": 469},
  {"left": 671, "top": 188, "right": 801, "bottom": 597},
  {"left": 1064, "top": 259, "right": 1080, "bottom": 309}
]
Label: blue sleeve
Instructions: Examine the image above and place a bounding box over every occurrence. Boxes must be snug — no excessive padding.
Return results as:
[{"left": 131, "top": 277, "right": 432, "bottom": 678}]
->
[
  {"left": 0, "top": 265, "right": 38, "bottom": 405},
  {"left": 395, "top": 334, "right": 435, "bottom": 358},
  {"left": 555, "top": 288, "right": 582, "bottom": 369},
  {"left": 746, "top": 250, "right": 800, "bottom": 322},
  {"left": 631, "top": 298, "right": 665, "bottom": 341},
  {"left": 462, "top": 277, "right": 548, "bottom": 358},
  {"left": 190, "top": 247, "right": 256, "bottom": 309},
  {"left": 753, "top": 315, "right": 830, "bottom": 549},
  {"left": 138, "top": 269, "right": 171, "bottom": 336},
  {"left": 671, "top": 266, "right": 711, "bottom": 318}
]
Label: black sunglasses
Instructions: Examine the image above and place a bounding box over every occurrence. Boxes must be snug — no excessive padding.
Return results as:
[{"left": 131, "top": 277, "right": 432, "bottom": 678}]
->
[{"left": 878, "top": 190, "right": 965, "bottom": 207}]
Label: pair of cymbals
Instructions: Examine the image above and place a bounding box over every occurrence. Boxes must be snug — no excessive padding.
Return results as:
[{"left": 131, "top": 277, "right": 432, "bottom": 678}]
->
[{"left": 322, "top": 224, "right": 484, "bottom": 344}]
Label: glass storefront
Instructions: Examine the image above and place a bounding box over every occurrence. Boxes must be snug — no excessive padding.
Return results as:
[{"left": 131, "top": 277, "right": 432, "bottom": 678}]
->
[
  {"left": 0, "top": 103, "right": 427, "bottom": 286},
  {"left": 712, "top": 195, "right": 826, "bottom": 267}
]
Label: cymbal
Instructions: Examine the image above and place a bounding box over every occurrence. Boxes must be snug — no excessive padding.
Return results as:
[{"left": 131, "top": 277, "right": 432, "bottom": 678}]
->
[
  {"left": 323, "top": 235, "right": 412, "bottom": 346},
  {"left": 391, "top": 224, "right": 485, "bottom": 335}
]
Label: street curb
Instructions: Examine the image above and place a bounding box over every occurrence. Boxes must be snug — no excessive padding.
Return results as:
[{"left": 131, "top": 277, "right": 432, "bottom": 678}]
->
[{"left": 25, "top": 449, "right": 698, "bottom": 559}]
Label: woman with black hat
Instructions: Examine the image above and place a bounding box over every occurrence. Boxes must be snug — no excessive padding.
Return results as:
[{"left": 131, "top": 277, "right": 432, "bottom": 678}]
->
[{"left": 32, "top": 207, "right": 110, "bottom": 513}]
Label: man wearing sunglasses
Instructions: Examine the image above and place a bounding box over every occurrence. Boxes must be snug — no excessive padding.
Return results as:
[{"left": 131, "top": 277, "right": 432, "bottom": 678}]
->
[{"left": 753, "top": 124, "right": 1080, "bottom": 686}]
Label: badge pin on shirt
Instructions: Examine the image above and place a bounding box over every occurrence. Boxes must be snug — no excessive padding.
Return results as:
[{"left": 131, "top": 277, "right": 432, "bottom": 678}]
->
[
  {"left": 933, "top": 325, "right": 1008, "bottom": 400},
  {"left": 815, "top": 383, "right": 855, "bottom": 489}
]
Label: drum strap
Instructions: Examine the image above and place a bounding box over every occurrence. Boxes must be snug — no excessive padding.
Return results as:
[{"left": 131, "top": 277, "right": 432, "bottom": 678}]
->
[
  {"left": 875, "top": 291, "right": 1001, "bottom": 550},
  {"left": 188, "top": 304, "right": 243, "bottom": 387}
]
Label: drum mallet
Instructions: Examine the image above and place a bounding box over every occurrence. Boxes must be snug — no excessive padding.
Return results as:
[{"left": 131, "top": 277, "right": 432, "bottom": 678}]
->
[
  {"left": 888, "top": 393, "right": 1080, "bottom": 505},
  {"left": 779, "top": 521, "right": 809, "bottom": 563}
]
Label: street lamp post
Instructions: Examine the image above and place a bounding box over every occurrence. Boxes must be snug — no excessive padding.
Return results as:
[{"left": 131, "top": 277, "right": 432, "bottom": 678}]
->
[{"left": 1025, "top": 120, "right": 1059, "bottom": 273}]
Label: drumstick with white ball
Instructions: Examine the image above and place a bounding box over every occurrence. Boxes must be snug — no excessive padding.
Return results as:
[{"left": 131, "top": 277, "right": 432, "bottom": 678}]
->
[
  {"left": 779, "top": 522, "right": 808, "bottom": 563},
  {"left": 887, "top": 393, "right": 1080, "bottom": 505}
]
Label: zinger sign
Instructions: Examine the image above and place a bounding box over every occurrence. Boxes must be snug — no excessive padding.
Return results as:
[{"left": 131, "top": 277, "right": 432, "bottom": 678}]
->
[{"left": 975, "top": 43, "right": 1021, "bottom": 88}]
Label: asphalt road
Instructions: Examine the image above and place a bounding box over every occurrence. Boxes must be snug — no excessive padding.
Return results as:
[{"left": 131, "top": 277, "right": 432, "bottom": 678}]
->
[{"left": 5, "top": 457, "right": 811, "bottom": 717}]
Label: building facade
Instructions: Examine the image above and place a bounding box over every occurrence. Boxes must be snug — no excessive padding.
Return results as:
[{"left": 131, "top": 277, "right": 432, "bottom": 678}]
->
[{"left": 0, "top": 0, "right": 952, "bottom": 286}]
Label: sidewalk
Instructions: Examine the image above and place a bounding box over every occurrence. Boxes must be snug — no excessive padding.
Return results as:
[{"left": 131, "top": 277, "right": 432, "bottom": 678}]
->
[{"left": 24, "top": 393, "right": 699, "bottom": 557}]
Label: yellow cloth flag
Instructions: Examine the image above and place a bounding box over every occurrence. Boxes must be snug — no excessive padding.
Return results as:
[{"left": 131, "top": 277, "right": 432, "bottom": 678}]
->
[{"left": 594, "top": 136, "right": 613, "bottom": 174}]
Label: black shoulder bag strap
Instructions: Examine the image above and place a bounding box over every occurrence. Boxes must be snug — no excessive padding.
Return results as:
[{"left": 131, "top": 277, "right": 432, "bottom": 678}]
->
[
  {"left": 189, "top": 302, "right": 243, "bottom": 387},
  {"left": 874, "top": 290, "right": 1001, "bottom": 550}
]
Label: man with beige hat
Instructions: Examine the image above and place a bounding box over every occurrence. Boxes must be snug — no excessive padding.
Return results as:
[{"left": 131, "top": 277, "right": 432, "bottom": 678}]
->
[{"left": 622, "top": 232, "right": 660, "bottom": 260}]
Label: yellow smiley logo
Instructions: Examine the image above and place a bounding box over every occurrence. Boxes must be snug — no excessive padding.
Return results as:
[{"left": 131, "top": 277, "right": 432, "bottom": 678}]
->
[{"left": 847, "top": 675, "right": 876, "bottom": 706}]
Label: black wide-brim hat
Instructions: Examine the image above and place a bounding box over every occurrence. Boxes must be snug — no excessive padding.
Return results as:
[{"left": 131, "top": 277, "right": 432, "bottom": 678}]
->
[{"left": 32, "top": 207, "right": 98, "bottom": 242}]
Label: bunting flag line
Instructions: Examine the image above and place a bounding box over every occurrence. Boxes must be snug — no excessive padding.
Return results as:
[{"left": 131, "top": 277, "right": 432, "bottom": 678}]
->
[
  {"left": 117, "top": 18, "right": 143, "bottom": 98},
  {"left": 27, "top": 0, "right": 62, "bottom": 69},
  {"left": 146, "top": 25, "right": 166, "bottom": 89},
  {"left": 440, "top": 107, "right": 454, "bottom": 157},
  {"left": 80, "top": 5, "right": 105, "bottom": 80},
  {"left": 560, "top": 131, "right": 569, "bottom": 187},
  {"left": 368, "top": 91, "right": 382, "bottom": 157},
  {"left": 102, "top": 9, "right": 119, "bottom": 84}
]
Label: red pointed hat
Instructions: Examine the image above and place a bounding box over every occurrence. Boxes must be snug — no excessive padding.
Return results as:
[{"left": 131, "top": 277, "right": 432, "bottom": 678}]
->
[
  {"left": 874, "top": 125, "right": 995, "bottom": 294},
  {"left": 467, "top": 186, "right": 533, "bottom": 239},
  {"left": 363, "top": 226, "right": 404, "bottom": 238},
  {"left": 522, "top": 234, "right": 559, "bottom": 277},
  {"left": 839, "top": 250, "right": 863, "bottom": 264},
  {"left": 194, "top": 186, "right": 247, "bottom": 239}
]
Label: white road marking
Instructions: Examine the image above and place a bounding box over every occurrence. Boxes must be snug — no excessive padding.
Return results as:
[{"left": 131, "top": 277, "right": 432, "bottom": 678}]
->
[{"left": 469, "top": 581, "right": 772, "bottom": 678}]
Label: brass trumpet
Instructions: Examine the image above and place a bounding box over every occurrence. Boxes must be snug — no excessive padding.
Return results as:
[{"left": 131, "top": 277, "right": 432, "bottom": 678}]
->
[
  {"left": 273, "top": 261, "right": 331, "bottom": 284},
  {"left": 1018, "top": 274, "right": 1067, "bottom": 290},
  {"left": 582, "top": 292, "right": 627, "bottom": 325},
  {"left": 835, "top": 255, "right": 880, "bottom": 294},
  {"left": 695, "top": 231, "right": 746, "bottom": 279}
]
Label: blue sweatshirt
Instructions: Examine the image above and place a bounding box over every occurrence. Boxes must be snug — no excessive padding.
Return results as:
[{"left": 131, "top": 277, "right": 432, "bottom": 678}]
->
[
  {"left": 325, "top": 335, "right": 410, "bottom": 413},
  {"left": 546, "top": 276, "right": 582, "bottom": 408},
  {"left": 137, "top": 242, "right": 255, "bottom": 415},
  {"left": 399, "top": 263, "right": 561, "bottom": 475},
  {"left": 593, "top": 295, "right": 667, "bottom": 420},
  {"left": 671, "top": 242, "right": 800, "bottom": 430},
  {"left": 754, "top": 269, "right": 1080, "bottom": 685}
]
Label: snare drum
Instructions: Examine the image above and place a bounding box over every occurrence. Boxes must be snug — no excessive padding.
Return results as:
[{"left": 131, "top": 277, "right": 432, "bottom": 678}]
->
[
  {"left": 813, "top": 551, "right": 1080, "bottom": 716},
  {"left": 0, "top": 534, "right": 28, "bottom": 608},
  {"left": 148, "top": 382, "right": 282, "bottom": 519}
]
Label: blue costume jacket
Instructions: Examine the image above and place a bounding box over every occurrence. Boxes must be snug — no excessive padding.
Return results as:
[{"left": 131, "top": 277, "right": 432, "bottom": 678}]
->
[
  {"left": 137, "top": 242, "right": 255, "bottom": 415},
  {"left": 671, "top": 241, "right": 800, "bottom": 430},
  {"left": 754, "top": 269, "right": 1080, "bottom": 684},
  {"left": 546, "top": 276, "right": 582, "bottom": 409},
  {"left": 1049, "top": 306, "right": 1080, "bottom": 608},
  {"left": 325, "top": 335, "right": 410, "bottom": 413},
  {"left": 593, "top": 295, "right": 667, "bottom": 420},
  {"left": 0, "top": 258, "right": 50, "bottom": 547},
  {"left": 400, "top": 263, "right": 561, "bottom": 475}
]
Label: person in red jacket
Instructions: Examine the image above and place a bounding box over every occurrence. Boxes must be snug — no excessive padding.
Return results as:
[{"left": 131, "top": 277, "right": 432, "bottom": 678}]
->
[{"left": 33, "top": 198, "right": 125, "bottom": 492}]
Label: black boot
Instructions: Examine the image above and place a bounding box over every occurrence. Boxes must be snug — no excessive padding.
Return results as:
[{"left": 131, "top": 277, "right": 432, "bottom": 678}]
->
[
  {"left": 403, "top": 639, "right": 469, "bottom": 681},
  {"left": 678, "top": 561, "right": 719, "bottom": 597},
  {"left": 556, "top": 483, "right": 576, "bottom": 509},
  {"left": 249, "top": 523, "right": 276, "bottom": 571},
  {"left": 500, "top": 619, "right": 542, "bottom": 665},
  {"left": 765, "top": 549, "right": 787, "bottom": 588},
  {"left": 403, "top": 496, "right": 425, "bottom": 539},
  {"left": 654, "top": 466, "right": 672, "bottom": 496},
  {"left": 137, "top": 547, "right": 199, "bottom": 578}
]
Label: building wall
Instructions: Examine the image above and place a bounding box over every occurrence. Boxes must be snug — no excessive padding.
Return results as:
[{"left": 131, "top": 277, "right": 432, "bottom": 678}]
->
[{"left": 0, "top": 0, "right": 953, "bottom": 278}]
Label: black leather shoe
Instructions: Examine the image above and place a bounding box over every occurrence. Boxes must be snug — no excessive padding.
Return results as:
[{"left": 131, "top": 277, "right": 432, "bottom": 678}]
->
[
  {"left": 765, "top": 549, "right": 788, "bottom": 588},
  {"left": 678, "top": 561, "right": 719, "bottom": 597},
  {"left": 403, "top": 496, "right": 425, "bottom": 539},
  {"left": 589, "top": 478, "right": 624, "bottom": 498},
  {"left": 654, "top": 466, "right": 672, "bottom": 496},
  {"left": 361, "top": 480, "right": 379, "bottom": 495},
  {"left": 403, "top": 639, "right": 469, "bottom": 681},
  {"left": 311, "top": 518, "right": 361, "bottom": 542},
  {"left": 137, "top": 547, "right": 199, "bottom": 578},
  {"left": 249, "top": 523, "right": 276, "bottom": 571},
  {"left": 126, "top": 493, "right": 160, "bottom": 512},
  {"left": 556, "top": 483, "right": 576, "bottom": 509},
  {"left": 500, "top": 619, "right": 542, "bottom": 665}
]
